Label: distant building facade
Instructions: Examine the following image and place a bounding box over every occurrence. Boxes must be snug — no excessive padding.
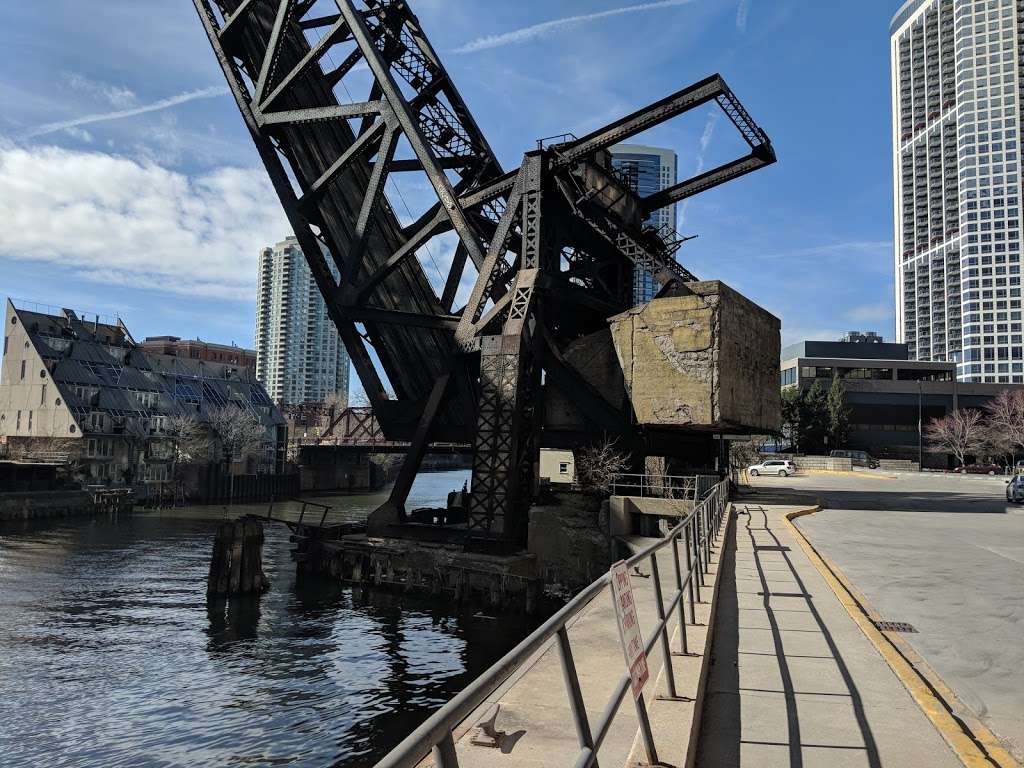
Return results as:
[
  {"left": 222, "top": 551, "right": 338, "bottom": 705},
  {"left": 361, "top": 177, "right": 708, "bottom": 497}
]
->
[
  {"left": 0, "top": 300, "right": 285, "bottom": 484},
  {"left": 609, "top": 144, "right": 679, "bottom": 304},
  {"left": 139, "top": 336, "right": 256, "bottom": 370},
  {"left": 539, "top": 448, "right": 576, "bottom": 485},
  {"left": 891, "top": 0, "right": 1024, "bottom": 381},
  {"left": 781, "top": 336, "right": 1023, "bottom": 462},
  {"left": 255, "top": 236, "right": 350, "bottom": 406}
]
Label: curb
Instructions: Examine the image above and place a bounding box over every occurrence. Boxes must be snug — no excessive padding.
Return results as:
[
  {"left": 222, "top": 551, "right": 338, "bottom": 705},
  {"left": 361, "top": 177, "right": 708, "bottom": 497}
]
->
[{"left": 784, "top": 506, "right": 1020, "bottom": 768}]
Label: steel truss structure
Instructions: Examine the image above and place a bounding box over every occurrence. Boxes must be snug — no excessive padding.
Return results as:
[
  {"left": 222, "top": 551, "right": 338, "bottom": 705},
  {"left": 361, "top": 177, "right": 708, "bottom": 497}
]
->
[{"left": 194, "top": 0, "right": 775, "bottom": 544}]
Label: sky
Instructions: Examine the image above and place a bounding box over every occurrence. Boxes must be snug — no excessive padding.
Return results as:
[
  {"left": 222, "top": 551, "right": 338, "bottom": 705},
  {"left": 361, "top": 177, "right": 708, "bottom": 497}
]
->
[{"left": 0, "top": 0, "right": 900, "bottom": 363}]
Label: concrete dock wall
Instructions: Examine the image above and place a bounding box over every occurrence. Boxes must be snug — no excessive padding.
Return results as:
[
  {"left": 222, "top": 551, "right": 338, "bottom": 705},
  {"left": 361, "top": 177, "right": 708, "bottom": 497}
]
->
[
  {"left": 0, "top": 490, "right": 94, "bottom": 521},
  {"left": 301, "top": 535, "right": 542, "bottom": 613}
]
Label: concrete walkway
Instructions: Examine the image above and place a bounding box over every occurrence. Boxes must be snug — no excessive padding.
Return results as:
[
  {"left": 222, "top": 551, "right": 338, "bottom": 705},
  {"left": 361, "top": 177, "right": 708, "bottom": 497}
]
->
[{"left": 695, "top": 503, "right": 962, "bottom": 768}]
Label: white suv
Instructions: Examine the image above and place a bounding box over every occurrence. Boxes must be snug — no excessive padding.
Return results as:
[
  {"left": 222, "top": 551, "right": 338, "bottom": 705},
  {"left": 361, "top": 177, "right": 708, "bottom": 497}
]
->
[{"left": 748, "top": 460, "right": 795, "bottom": 477}]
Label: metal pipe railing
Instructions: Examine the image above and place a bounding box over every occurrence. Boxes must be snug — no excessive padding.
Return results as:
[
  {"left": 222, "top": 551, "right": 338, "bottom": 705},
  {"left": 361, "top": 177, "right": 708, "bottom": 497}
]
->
[
  {"left": 374, "top": 479, "right": 731, "bottom": 768},
  {"left": 608, "top": 472, "right": 699, "bottom": 500}
]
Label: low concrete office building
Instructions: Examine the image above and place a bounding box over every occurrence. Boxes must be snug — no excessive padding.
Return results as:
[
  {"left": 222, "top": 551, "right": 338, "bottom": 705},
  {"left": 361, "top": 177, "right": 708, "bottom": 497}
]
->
[
  {"left": 781, "top": 337, "right": 1022, "bottom": 462},
  {"left": 0, "top": 300, "right": 285, "bottom": 486}
]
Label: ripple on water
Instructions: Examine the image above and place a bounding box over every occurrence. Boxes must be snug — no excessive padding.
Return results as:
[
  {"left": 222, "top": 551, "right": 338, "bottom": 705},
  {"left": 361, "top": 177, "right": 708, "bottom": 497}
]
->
[{"left": 0, "top": 471, "right": 539, "bottom": 767}]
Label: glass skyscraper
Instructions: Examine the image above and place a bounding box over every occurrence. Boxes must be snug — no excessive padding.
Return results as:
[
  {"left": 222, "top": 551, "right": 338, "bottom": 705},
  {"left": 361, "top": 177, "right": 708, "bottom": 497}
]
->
[
  {"left": 891, "top": 0, "right": 1024, "bottom": 382},
  {"left": 255, "top": 236, "right": 350, "bottom": 405},
  {"left": 609, "top": 144, "right": 679, "bottom": 305}
]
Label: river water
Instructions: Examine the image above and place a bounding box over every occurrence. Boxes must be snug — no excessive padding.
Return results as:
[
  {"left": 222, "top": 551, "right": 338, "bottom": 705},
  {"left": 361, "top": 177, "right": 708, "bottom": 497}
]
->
[{"left": 0, "top": 470, "right": 539, "bottom": 767}]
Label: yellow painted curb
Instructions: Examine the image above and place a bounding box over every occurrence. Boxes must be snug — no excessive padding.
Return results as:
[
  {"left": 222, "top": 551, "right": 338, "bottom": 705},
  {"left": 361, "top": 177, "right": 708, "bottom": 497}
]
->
[
  {"left": 796, "top": 469, "right": 899, "bottom": 480},
  {"left": 784, "top": 506, "right": 1020, "bottom": 768}
]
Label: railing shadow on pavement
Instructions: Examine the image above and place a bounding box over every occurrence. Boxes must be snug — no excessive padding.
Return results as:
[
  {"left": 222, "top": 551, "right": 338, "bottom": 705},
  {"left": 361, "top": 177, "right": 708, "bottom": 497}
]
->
[
  {"left": 746, "top": 482, "right": 1014, "bottom": 515},
  {"left": 695, "top": 503, "right": 882, "bottom": 768}
]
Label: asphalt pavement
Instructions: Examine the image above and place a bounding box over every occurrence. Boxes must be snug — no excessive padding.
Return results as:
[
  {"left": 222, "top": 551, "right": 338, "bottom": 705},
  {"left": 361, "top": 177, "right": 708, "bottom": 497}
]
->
[{"left": 751, "top": 471, "right": 1024, "bottom": 763}]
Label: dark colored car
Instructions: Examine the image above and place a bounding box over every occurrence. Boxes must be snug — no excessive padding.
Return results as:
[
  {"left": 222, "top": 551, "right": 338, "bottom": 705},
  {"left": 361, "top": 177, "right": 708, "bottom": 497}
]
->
[
  {"left": 829, "top": 449, "right": 879, "bottom": 469},
  {"left": 958, "top": 463, "right": 1002, "bottom": 475}
]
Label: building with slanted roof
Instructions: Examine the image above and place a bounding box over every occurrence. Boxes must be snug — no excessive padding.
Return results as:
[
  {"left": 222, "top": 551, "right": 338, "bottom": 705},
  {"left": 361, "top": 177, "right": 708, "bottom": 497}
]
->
[{"left": 0, "top": 299, "right": 285, "bottom": 486}]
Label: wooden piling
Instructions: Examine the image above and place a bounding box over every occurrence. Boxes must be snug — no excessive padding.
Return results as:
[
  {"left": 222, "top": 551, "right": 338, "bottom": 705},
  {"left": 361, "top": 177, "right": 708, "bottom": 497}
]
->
[{"left": 208, "top": 519, "right": 270, "bottom": 595}]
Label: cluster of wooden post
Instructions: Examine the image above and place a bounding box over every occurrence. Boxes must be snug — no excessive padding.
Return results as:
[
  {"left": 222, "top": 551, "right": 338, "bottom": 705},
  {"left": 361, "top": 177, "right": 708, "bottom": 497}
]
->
[{"left": 207, "top": 519, "right": 269, "bottom": 595}]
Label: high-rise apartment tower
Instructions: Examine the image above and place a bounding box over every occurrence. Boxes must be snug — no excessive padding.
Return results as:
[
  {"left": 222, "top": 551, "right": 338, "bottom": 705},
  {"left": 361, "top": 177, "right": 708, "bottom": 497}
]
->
[
  {"left": 892, "top": 0, "right": 1024, "bottom": 382},
  {"left": 255, "top": 236, "right": 351, "bottom": 405},
  {"left": 609, "top": 144, "right": 679, "bottom": 304}
]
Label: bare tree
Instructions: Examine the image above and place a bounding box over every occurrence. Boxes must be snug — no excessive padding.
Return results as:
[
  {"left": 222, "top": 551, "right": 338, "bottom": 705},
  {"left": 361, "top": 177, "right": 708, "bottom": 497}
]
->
[
  {"left": 575, "top": 437, "right": 630, "bottom": 495},
  {"left": 119, "top": 418, "right": 151, "bottom": 485},
  {"left": 729, "top": 436, "right": 769, "bottom": 482},
  {"left": 924, "top": 409, "right": 986, "bottom": 468},
  {"left": 322, "top": 390, "right": 347, "bottom": 414},
  {"left": 348, "top": 388, "right": 371, "bottom": 408},
  {"left": 165, "top": 413, "right": 211, "bottom": 485},
  {"left": 207, "top": 406, "right": 268, "bottom": 504},
  {"left": 207, "top": 406, "right": 267, "bottom": 469},
  {"left": 983, "top": 389, "right": 1024, "bottom": 462}
]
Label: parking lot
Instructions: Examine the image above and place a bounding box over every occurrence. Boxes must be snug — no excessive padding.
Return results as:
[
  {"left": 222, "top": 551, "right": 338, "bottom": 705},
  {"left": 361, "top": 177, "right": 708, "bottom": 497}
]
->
[{"left": 748, "top": 470, "right": 1024, "bottom": 762}]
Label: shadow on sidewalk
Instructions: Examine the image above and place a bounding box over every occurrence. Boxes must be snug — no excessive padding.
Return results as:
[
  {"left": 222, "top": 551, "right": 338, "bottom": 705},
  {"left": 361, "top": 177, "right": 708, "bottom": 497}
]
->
[
  {"left": 695, "top": 505, "right": 882, "bottom": 767},
  {"left": 739, "top": 484, "right": 1010, "bottom": 515}
]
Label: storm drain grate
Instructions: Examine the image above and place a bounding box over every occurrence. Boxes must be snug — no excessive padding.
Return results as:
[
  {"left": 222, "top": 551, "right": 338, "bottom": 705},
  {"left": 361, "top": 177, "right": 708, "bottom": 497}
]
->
[{"left": 874, "top": 620, "right": 918, "bottom": 633}]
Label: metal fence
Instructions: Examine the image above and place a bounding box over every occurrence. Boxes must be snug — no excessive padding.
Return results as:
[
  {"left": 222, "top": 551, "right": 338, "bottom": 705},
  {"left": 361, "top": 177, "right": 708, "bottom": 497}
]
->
[
  {"left": 375, "top": 479, "right": 731, "bottom": 768},
  {"left": 609, "top": 473, "right": 697, "bottom": 500},
  {"left": 609, "top": 473, "right": 720, "bottom": 503}
]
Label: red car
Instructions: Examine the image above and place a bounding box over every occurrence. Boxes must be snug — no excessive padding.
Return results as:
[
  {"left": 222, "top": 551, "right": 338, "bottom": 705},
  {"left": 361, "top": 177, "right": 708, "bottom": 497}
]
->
[{"left": 957, "top": 463, "right": 1002, "bottom": 475}]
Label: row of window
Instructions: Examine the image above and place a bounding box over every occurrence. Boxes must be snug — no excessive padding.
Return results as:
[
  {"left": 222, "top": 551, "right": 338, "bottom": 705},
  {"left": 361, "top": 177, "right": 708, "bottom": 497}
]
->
[
  {"left": 851, "top": 424, "right": 919, "bottom": 433},
  {"left": 788, "top": 367, "right": 955, "bottom": 383}
]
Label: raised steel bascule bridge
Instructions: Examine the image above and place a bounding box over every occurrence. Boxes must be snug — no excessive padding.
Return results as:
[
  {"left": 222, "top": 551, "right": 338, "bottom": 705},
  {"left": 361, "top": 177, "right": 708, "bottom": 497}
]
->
[{"left": 194, "top": 0, "right": 776, "bottom": 546}]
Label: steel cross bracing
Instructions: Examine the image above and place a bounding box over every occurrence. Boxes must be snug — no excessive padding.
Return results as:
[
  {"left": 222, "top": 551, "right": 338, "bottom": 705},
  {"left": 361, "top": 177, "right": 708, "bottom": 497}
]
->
[{"left": 194, "top": 0, "right": 776, "bottom": 544}]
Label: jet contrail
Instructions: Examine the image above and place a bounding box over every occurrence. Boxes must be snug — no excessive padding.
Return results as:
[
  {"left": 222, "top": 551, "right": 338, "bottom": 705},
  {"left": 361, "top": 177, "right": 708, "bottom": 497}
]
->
[
  {"left": 23, "top": 86, "right": 230, "bottom": 139},
  {"left": 681, "top": 112, "right": 719, "bottom": 224},
  {"left": 736, "top": 0, "right": 750, "bottom": 32},
  {"left": 453, "top": 0, "right": 697, "bottom": 54}
]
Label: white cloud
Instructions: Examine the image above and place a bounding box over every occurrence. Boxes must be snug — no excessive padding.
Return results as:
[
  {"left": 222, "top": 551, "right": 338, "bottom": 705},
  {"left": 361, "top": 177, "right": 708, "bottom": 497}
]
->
[
  {"left": 846, "top": 302, "right": 893, "bottom": 324},
  {"left": 759, "top": 240, "right": 893, "bottom": 262},
  {"left": 22, "top": 86, "right": 229, "bottom": 139},
  {"left": 736, "top": 0, "right": 750, "bottom": 33},
  {"left": 0, "top": 143, "right": 288, "bottom": 301},
  {"left": 453, "top": 0, "right": 696, "bottom": 54},
  {"left": 61, "top": 126, "right": 93, "bottom": 143},
  {"left": 781, "top": 325, "right": 846, "bottom": 347},
  {"left": 62, "top": 72, "right": 137, "bottom": 109}
]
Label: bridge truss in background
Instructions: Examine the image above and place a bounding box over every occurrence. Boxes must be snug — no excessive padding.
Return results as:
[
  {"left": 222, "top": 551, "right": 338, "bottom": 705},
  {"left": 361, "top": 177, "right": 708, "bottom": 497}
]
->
[{"left": 193, "top": 0, "right": 775, "bottom": 545}]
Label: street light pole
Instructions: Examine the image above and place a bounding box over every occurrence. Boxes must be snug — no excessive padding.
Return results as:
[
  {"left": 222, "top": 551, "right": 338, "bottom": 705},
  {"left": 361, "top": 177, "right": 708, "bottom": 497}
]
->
[{"left": 918, "top": 380, "right": 923, "bottom": 471}]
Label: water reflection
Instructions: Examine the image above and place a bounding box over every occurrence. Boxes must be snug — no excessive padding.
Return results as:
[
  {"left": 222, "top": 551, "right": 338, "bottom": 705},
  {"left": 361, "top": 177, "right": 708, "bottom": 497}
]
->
[{"left": 0, "top": 471, "right": 538, "bottom": 767}]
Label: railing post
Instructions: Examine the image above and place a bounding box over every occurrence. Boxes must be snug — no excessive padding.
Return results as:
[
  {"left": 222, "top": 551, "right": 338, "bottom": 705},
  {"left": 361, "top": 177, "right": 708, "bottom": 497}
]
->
[
  {"left": 684, "top": 518, "right": 697, "bottom": 622},
  {"left": 693, "top": 510, "right": 706, "bottom": 586},
  {"left": 431, "top": 732, "right": 460, "bottom": 768},
  {"left": 649, "top": 553, "right": 680, "bottom": 699},
  {"left": 704, "top": 496, "right": 714, "bottom": 558},
  {"left": 556, "top": 626, "right": 599, "bottom": 765},
  {"left": 671, "top": 535, "right": 689, "bottom": 655}
]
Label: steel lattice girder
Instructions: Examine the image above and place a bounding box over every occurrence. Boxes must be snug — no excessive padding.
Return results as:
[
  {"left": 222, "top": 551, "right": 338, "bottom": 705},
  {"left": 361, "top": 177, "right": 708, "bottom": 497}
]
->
[{"left": 193, "top": 0, "right": 776, "bottom": 542}]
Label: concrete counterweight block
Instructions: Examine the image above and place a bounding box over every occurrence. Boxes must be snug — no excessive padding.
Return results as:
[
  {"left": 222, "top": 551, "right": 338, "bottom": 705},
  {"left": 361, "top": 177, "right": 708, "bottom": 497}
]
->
[
  {"left": 207, "top": 519, "right": 270, "bottom": 596},
  {"left": 609, "top": 281, "right": 781, "bottom": 432}
]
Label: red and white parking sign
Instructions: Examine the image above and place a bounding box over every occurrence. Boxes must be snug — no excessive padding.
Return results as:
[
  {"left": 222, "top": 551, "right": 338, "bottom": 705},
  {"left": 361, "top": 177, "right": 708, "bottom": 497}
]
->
[{"left": 610, "top": 560, "right": 649, "bottom": 698}]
